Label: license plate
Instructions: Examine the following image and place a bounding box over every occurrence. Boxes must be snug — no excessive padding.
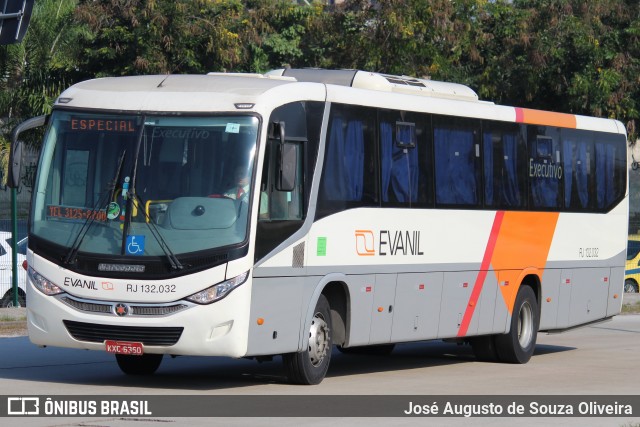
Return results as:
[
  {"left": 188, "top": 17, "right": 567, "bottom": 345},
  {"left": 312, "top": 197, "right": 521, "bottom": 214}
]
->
[{"left": 105, "top": 340, "right": 144, "bottom": 355}]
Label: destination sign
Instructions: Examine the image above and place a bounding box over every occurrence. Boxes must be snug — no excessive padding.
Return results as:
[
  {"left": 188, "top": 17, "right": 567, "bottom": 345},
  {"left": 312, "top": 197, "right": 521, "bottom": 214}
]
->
[
  {"left": 47, "top": 205, "right": 107, "bottom": 221},
  {"left": 70, "top": 118, "right": 136, "bottom": 133}
]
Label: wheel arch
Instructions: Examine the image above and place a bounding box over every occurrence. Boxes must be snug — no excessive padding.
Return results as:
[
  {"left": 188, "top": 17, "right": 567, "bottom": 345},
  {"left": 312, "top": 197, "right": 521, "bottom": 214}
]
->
[
  {"left": 322, "top": 281, "right": 349, "bottom": 347},
  {"left": 298, "top": 273, "right": 350, "bottom": 351}
]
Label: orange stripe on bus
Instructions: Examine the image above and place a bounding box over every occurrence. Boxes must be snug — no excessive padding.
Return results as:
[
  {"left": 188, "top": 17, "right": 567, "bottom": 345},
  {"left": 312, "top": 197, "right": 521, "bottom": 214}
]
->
[
  {"left": 515, "top": 107, "right": 577, "bottom": 129},
  {"left": 457, "top": 211, "right": 504, "bottom": 337},
  {"left": 456, "top": 211, "right": 559, "bottom": 337},
  {"left": 490, "top": 211, "right": 559, "bottom": 313}
]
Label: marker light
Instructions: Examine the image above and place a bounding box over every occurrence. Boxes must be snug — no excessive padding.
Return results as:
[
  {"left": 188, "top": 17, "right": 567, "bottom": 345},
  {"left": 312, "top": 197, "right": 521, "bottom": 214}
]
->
[
  {"left": 29, "top": 267, "right": 64, "bottom": 296},
  {"left": 185, "top": 271, "right": 249, "bottom": 304}
]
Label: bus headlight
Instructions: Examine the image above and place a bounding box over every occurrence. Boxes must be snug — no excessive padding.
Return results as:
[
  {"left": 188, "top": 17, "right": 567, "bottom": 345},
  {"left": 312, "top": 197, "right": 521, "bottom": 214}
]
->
[
  {"left": 28, "top": 267, "right": 64, "bottom": 296},
  {"left": 185, "top": 271, "right": 249, "bottom": 304}
]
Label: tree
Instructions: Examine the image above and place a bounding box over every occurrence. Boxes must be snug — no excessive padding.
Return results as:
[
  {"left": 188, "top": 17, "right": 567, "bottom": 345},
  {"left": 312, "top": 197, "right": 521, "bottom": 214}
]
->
[
  {"left": 73, "top": 0, "right": 246, "bottom": 76},
  {"left": 0, "top": 0, "right": 85, "bottom": 184}
]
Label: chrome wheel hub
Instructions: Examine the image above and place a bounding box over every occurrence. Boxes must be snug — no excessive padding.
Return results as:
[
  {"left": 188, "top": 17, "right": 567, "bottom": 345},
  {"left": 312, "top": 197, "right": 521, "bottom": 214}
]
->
[
  {"left": 308, "top": 312, "right": 330, "bottom": 367},
  {"left": 517, "top": 300, "right": 534, "bottom": 348}
]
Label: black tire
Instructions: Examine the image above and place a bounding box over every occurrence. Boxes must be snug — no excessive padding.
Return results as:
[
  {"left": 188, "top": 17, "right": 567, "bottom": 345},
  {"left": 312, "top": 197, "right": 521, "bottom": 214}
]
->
[
  {"left": 624, "top": 279, "right": 639, "bottom": 293},
  {"left": 469, "top": 335, "right": 499, "bottom": 362},
  {"left": 338, "top": 344, "right": 395, "bottom": 356},
  {"left": 115, "top": 353, "right": 163, "bottom": 375},
  {"left": 1, "top": 290, "right": 26, "bottom": 308},
  {"left": 283, "top": 294, "right": 332, "bottom": 385},
  {"left": 494, "top": 285, "right": 539, "bottom": 364}
]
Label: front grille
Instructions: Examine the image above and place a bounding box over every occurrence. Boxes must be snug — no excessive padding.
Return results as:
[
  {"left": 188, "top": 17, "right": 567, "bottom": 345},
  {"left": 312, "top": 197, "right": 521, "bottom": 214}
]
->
[
  {"left": 61, "top": 296, "right": 189, "bottom": 317},
  {"left": 63, "top": 320, "right": 183, "bottom": 346},
  {"left": 131, "top": 304, "right": 188, "bottom": 316},
  {"left": 61, "top": 297, "right": 111, "bottom": 314}
]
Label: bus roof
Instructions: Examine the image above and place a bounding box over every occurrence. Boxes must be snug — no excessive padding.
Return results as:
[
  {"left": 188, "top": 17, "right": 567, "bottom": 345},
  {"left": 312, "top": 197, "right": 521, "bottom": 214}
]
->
[
  {"left": 54, "top": 70, "right": 626, "bottom": 135},
  {"left": 55, "top": 74, "right": 324, "bottom": 113}
]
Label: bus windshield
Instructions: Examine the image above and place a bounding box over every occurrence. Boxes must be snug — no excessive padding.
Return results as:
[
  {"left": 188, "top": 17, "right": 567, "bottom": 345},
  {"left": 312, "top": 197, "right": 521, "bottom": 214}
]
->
[{"left": 31, "top": 111, "right": 260, "bottom": 259}]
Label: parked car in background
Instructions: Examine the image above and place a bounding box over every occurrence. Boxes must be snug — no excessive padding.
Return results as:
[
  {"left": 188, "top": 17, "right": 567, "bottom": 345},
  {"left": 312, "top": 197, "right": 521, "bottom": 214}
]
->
[
  {"left": 625, "top": 236, "right": 640, "bottom": 293},
  {"left": 0, "top": 232, "right": 27, "bottom": 307}
]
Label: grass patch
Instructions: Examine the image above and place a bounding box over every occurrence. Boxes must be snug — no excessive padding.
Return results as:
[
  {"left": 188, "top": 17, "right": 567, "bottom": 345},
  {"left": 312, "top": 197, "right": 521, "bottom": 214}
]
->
[
  {"left": 621, "top": 301, "right": 640, "bottom": 315},
  {"left": 0, "top": 315, "right": 26, "bottom": 322}
]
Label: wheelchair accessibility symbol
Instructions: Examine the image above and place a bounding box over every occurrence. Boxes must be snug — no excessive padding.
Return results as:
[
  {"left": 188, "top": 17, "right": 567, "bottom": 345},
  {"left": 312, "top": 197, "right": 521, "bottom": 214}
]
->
[{"left": 126, "top": 235, "right": 145, "bottom": 256}]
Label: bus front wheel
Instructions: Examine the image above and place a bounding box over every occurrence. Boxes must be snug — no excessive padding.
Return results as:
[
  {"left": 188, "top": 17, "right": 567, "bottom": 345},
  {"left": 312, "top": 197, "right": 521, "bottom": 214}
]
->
[
  {"left": 283, "top": 294, "right": 332, "bottom": 385},
  {"left": 115, "top": 353, "right": 163, "bottom": 375},
  {"left": 494, "top": 285, "right": 539, "bottom": 364}
]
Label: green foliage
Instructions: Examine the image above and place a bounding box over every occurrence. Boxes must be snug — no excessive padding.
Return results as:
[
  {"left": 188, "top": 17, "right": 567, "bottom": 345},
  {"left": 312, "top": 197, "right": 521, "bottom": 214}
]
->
[
  {"left": 2, "top": 0, "right": 640, "bottom": 150},
  {"left": 0, "top": 0, "right": 84, "bottom": 183},
  {"left": 74, "top": 0, "right": 246, "bottom": 75},
  {"left": 0, "top": 0, "right": 81, "bottom": 120}
]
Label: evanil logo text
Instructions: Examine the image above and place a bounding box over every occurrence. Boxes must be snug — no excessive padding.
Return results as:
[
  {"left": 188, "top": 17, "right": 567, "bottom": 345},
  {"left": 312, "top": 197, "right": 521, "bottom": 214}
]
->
[{"left": 355, "top": 230, "right": 424, "bottom": 256}]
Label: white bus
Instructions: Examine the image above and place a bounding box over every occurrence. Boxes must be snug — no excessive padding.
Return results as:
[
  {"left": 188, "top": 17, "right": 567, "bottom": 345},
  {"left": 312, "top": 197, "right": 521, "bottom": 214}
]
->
[{"left": 9, "top": 69, "right": 628, "bottom": 384}]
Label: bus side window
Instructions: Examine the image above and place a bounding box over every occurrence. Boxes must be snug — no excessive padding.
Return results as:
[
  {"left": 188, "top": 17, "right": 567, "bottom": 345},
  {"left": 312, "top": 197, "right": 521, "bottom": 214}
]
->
[
  {"left": 483, "top": 123, "right": 525, "bottom": 209},
  {"left": 317, "top": 104, "right": 378, "bottom": 219},
  {"left": 528, "top": 127, "right": 562, "bottom": 209},
  {"left": 433, "top": 116, "right": 482, "bottom": 207}
]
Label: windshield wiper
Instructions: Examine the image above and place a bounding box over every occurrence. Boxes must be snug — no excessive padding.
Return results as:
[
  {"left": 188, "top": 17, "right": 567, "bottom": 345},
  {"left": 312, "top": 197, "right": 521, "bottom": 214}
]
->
[
  {"left": 63, "top": 149, "right": 127, "bottom": 265},
  {"left": 121, "top": 117, "right": 146, "bottom": 256},
  {"left": 118, "top": 118, "right": 183, "bottom": 270},
  {"left": 132, "top": 193, "right": 184, "bottom": 270}
]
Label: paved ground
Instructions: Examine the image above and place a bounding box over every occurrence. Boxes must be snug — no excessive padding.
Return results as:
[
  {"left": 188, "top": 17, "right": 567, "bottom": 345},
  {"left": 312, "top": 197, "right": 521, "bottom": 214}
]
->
[{"left": 0, "top": 314, "right": 638, "bottom": 426}]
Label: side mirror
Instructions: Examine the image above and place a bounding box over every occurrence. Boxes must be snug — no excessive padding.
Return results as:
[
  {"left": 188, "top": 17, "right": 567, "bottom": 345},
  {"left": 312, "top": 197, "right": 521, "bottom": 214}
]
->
[
  {"left": 8, "top": 114, "right": 48, "bottom": 189},
  {"left": 277, "top": 142, "right": 297, "bottom": 192},
  {"left": 7, "top": 139, "right": 23, "bottom": 188},
  {"left": 269, "top": 121, "right": 297, "bottom": 192}
]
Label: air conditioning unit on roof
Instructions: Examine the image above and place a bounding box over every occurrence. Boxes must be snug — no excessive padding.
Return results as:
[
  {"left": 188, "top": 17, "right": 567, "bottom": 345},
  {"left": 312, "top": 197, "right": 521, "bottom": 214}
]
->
[{"left": 266, "top": 68, "right": 479, "bottom": 102}]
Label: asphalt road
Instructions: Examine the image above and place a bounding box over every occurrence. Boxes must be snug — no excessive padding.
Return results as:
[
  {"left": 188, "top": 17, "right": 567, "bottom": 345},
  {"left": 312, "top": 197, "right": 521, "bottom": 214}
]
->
[{"left": 0, "top": 314, "right": 639, "bottom": 426}]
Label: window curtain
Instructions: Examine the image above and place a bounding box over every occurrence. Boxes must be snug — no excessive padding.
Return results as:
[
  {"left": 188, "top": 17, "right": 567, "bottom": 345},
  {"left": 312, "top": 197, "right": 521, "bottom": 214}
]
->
[
  {"left": 435, "top": 127, "right": 477, "bottom": 205},
  {"left": 563, "top": 139, "right": 590, "bottom": 208},
  {"left": 380, "top": 122, "right": 419, "bottom": 203},
  {"left": 323, "top": 118, "right": 364, "bottom": 201},
  {"left": 502, "top": 133, "right": 520, "bottom": 206},
  {"left": 530, "top": 143, "right": 559, "bottom": 208},
  {"left": 483, "top": 132, "right": 494, "bottom": 205},
  {"left": 595, "top": 142, "right": 616, "bottom": 208}
]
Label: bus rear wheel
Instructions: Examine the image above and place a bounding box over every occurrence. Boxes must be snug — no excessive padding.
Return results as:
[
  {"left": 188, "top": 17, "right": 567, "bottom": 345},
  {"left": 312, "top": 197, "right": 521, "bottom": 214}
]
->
[
  {"left": 115, "top": 353, "right": 163, "bottom": 375},
  {"left": 283, "top": 294, "right": 332, "bottom": 385},
  {"left": 494, "top": 285, "right": 539, "bottom": 364},
  {"left": 624, "top": 279, "right": 639, "bottom": 293}
]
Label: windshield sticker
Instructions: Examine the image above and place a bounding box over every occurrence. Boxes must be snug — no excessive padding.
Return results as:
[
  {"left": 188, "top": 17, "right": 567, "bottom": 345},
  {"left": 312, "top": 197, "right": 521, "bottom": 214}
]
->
[
  {"left": 225, "top": 123, "right": 240, "bottom": 134},
  {"left": 121, "top": 177, "right": 130, "bottom": 199},
  {"left": 126, "top": 235, "right": 145, "bottom": 256},
  {"left": 47, "top": 205, "right": 107, "bottom": 221},
  {"left": 106, "top": 202, "right": 120, "bottom": 220}
]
